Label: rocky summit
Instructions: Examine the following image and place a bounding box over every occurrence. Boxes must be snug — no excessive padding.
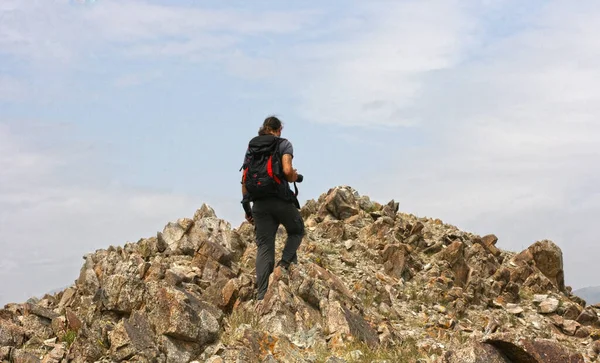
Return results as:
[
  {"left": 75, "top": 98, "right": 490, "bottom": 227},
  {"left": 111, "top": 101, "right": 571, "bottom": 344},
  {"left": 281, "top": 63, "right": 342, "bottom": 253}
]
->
[{"left": 1, "top": 186, "right": 599, "bottom": 363}]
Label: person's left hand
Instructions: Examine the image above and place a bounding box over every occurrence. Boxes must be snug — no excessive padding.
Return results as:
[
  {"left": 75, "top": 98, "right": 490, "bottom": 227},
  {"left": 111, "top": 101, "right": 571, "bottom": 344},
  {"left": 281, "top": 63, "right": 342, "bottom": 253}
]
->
[{"left": 245, "top": 214, "right": 254, "bottom": 224}]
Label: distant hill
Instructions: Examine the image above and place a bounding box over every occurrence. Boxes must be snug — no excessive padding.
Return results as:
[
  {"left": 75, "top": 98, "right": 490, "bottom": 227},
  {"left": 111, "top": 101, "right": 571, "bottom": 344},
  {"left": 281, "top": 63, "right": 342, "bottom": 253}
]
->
[{"left": 574, "top": 285, "right": 600, "bottom": 305}]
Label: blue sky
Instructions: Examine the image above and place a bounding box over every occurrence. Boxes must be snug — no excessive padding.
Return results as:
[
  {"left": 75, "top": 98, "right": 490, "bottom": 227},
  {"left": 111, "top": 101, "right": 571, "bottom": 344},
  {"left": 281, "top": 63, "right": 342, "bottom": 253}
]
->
[{"left": 2, "top": 0, "right": 600, "bottom": 304}]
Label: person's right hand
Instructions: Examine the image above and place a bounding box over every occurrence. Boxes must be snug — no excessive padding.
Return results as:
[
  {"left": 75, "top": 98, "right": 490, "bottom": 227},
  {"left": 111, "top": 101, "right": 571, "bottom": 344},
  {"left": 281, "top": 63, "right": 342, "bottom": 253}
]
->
[{"left": 245, "top": 214, "right": 254, "bottom": 224}]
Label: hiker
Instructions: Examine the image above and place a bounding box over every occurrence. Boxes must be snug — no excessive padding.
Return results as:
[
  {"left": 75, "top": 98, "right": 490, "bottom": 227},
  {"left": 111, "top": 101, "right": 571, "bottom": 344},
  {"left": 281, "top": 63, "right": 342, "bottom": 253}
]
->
[{"left": 240, "top": 116, "right": 305, "bottom": 300}]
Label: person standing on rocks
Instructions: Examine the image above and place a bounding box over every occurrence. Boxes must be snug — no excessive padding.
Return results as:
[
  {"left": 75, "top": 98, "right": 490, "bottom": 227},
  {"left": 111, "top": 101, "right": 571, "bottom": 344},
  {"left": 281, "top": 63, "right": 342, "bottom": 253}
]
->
[{"left": 240, "top": 116, "right": 305, "bottom": 300}]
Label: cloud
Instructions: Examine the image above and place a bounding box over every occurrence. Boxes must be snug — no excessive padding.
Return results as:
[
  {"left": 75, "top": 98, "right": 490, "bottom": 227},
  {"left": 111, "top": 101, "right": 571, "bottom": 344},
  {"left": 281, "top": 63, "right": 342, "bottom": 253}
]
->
[
  {"left": 326, "top": 1, "right": 600, "bottom": 288},
  {"left": 0, "top": 76, "right": 26, "bottom": 102},
  {"left": 284, "top": 1, "right": 482, "bottom": 127},
  {"left": 0, "top": 122, "right": 219, "bottom": 305},
  {"left": 113, "top": 70, "right": 163, "bottom": 87},
  {"left": 0, "top": 1, "right": 317, "bottom": 65}
]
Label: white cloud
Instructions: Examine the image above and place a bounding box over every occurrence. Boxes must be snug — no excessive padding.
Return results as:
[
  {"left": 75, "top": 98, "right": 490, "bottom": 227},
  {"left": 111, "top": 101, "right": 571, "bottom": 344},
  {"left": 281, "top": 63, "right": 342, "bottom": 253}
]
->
[
  {"left": 287, "top": 1, "right": 481, "bottom": 127},
  {"left": 0, "top": 1, "right": 317, "bottom": 64},
  {"left": 113, "top": 70, "right": 163, "bottom": 87},
  {"left": 0, "top": 123, "right": 221, "bottom": 305},
  {"left": 329, "top": 1, "right": 600, "bottom": 288},
  {"left": 0, "top": 76, "right": 26, "bottom": 102}
]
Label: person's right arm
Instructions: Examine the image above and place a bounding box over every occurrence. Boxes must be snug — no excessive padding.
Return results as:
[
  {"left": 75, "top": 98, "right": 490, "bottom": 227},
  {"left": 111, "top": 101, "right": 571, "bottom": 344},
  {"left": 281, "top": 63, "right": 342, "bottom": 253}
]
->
[{"left": 282, "top": 154, "right": 299, "bottom": 182}]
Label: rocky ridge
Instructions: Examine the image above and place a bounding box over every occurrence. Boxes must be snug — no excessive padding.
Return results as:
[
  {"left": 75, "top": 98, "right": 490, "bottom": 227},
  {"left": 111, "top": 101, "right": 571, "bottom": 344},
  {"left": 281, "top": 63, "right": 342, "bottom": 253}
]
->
[{"left": 1, "top": 186, "right": 599, "bottom": 362}]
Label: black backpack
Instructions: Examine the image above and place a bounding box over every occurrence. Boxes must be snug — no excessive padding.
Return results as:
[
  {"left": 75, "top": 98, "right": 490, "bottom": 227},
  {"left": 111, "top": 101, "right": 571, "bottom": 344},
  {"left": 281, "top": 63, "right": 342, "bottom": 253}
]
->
[{"left": 240, "top": 135, "right": 292, "bottom": 202}]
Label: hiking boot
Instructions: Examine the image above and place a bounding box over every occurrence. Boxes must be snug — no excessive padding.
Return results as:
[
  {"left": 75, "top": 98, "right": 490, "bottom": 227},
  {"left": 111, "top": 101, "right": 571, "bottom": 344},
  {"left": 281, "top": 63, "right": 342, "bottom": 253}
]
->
[{"left": 276, "top": 259, "right": 291, "bottom": 270}]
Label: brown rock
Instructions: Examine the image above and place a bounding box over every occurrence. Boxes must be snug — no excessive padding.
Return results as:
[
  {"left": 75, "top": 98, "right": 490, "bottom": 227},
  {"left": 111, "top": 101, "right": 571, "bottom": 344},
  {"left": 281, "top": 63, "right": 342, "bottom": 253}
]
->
[
  {"left": 485, "top": 333, "right": 584, "bottom": 363},
  {"left": 538, "top": 298, "right": 560, "bottom": 314},
  {"left": 440, "top": 343, "right": 511, "bottom": 363},
  {"left": 474, "top": 235, "right": 501, "bottom": 257},
  {"left": 65, "top": 309, "right": 82, "bottom": 332},
  {"left": 381, "top": 200, "right": 399, "bottom": 220},
  {"left": 592, "top": 340, "right": 600, "bottom": 355},
  {"left": 101, "top": 274, "right": 146, "bottom": 313},
  {"left": 318, "top": 187, "right": 359, "bottom": 221},
  {"left": 440, "top": 241, "right": 471, "bottom": 287},
  {"left": 523, "top": 272, "right": 556, "bottom": 294},
  {"left": 197, "top": 240, "right": 233, "bottom": 267},
  {"left": 24, "top": 303, "right": 59, "bottom": 321},
  {"left": 0, "top": 320, "right": 27, "bottom": 346},
  {"left": 307, "top": 263, "right": 354, "bottom": 300},
  {"left": 11, "top": 349, "right": 41, "bottom": 363},
  {"left": 109, "top": 311, "right": 156, "bottom": 361},
  {"left": 482, "top": 234, "right": 499, "bottom": 246},
  {"left": 326, "top": 301, "right": 378, "bottom": 348},
  {"left": 340, "top": 252, "right": 356, "bottom": 267},
  {"left": 315, "top": 220, "right": 345, "bottom": 240},
  {"left": 194, "top": 203, "right": 217, "bottom": 220},
  {"left": 510, "top": 265, "right": 535, "bottom": 285},
  {"left": 146, "top": 283, "right": 220, "bottom": 345},
  {"left": 0, "top": 346, "right": 11, "bottom": 360},
  {"left": 220, "top": 278, "right": 241, "bottom": 312},
  {"left": 576, "top": 307, "right": 599, "bottom": 326},
  {"left": 514, "top": 240, "right": 565, "bottom": 292},
  {"left": 21, "top": 314, "right": 53, "bottom": 340},
  {"left": 574, "top": 326, "right": 590, "bottom": 338},
  {"left": 381, "top": 244, "right": 410, "bottom": 279},
  {"left": 561, "top": 319, "right": 580, "bottom": 336},
  {"left": 41, "top": 343, "right": 66, "bottom": 363},
  {"left": 560, "top": 302, "right": 583, "bottom": 320},
  {"left": 409, "top": 222, "right": 424, "bottom": 236},
  {"left": 160, "top": 218, "right": 194, "bottom": 251}
]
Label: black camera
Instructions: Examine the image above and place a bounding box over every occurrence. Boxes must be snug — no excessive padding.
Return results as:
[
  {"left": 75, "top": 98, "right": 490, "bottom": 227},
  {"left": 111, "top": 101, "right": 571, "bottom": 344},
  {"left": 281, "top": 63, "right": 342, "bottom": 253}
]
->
[{"left": 296, "top": 174, "right": 304, "bottom": 183}]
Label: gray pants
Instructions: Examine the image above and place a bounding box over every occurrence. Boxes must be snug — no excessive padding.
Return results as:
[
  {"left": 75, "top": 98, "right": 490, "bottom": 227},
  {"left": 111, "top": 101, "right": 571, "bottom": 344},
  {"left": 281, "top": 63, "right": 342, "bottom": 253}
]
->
[{"left": 252, "top": 197, "right": 305, "bottom": 300}]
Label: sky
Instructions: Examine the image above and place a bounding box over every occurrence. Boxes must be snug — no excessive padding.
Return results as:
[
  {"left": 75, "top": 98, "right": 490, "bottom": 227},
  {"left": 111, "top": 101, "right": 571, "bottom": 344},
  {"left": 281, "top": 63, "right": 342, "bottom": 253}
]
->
[{"left": 1, "top": 0, "right": 599, "bottom": 305}]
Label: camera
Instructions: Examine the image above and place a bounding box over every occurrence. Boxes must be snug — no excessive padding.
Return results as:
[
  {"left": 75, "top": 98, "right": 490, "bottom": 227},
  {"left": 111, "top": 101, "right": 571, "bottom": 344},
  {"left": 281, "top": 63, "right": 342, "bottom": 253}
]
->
[{"left": 296, "top": 174, "right": 304, "bottom": 183}]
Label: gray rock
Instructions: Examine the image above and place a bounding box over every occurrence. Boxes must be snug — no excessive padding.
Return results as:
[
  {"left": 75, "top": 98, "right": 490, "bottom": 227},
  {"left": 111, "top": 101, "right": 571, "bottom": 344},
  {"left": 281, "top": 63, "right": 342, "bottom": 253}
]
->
[{"left": 538, "top": 298, "right": 560, "bottom": 314}]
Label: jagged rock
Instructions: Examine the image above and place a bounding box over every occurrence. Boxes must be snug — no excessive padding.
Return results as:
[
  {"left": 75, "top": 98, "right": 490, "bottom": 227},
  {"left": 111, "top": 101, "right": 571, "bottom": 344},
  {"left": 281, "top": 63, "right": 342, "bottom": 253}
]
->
[
  {"left": 513, "top": 240, "right": 566, "bottom": 292},
  {"left": 440, "top": 241, "right": 470, "bottom": 287},
  {"left": 11, "top": 349, "right": 41, "bottom": 363},
  {"left": 505, "top": 304, "right": 524, "bottom": 315},
  {"left": 194, "top": 203, "right": 217, "bottom": 220},
  {"left": 24, "top": 303, "right": 59, "bottom": 321},
  {"left": 160, "top": 218, "right": 194, "bottom": 252},
  {"left": 560, "top": 301, "right": 583, "bottom": 320},
  {"left": 538, "top": 298, "right": 560, "bottom": 314},
  {"left": 523, "top": 272, "right": 557, "bottom": 294},
  {"left": 481, "top": 234, "right": 502, "bottom": 257},
  {"left": 21, "top": 314, "right": 53, "bottom": 340},
  {"left": 0, "top": 321, "right": 27, "bottom": 346},
  {"left": 40, "top": 343, "right": 65, "bottom": 363},
  {"left": 577, "top": 308, "right": 599, "bottom": 327},
  {"left": 101, "top": 274, "right": 146, "bottom": 313},
  {"left": 562, "top": 319, "right": 581, "bottom": 336},
  {"left": 146, "top": 283, "right": 220, "bottom": 345},
  {"left": 318, "top": 186, "right": 359, "bottom": 221},
  {"left": 326, "top": 301, "right": 378, "bottom": 348},
  {"left": 485, "top": 333, "right": 584, "bottom": 362},
  {"left": 0, "top": 346, "right": 11, "bottom": 360},
  {"left": 440, "top": 343, "right": 511, "bottom": 363},
  {"left": 160, "top": 335, "right": 199, "bottom": 363},
  {"left": 108, "top": 311, "right": 157, "bottom": 361},
  {"left": 381, "top": 243, "right": 410, "bottom": 279},
  {"left": 593, "top": 340, "right": 600, "bottom": 354},
  {"left": 3, "top": 186, "right": 596, "bottom": 363}
]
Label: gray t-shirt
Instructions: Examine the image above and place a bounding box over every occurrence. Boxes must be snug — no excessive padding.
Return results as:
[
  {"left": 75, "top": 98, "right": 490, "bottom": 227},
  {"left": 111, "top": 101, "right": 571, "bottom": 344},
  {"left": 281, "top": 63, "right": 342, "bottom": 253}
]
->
[{"left": 279, "top": 138, "right": 293, "bottom": 158}]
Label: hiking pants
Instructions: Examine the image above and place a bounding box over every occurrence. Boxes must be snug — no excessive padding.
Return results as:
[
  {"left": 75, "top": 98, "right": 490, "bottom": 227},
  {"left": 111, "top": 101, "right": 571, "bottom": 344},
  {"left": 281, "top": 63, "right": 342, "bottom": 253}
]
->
[{"left": 252, "top": 197, "right": 305, "bottom": 300}]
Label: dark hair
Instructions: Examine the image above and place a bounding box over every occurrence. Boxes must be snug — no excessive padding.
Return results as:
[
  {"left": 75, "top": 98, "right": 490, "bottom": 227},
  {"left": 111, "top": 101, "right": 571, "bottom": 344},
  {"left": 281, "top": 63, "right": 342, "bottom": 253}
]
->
[{"left": 258, "top": 116, "right": 283, "bottom": 135}]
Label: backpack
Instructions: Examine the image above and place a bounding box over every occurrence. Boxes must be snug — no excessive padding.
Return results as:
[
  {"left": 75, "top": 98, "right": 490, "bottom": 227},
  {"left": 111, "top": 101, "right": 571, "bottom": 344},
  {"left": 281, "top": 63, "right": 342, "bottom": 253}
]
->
[{"left": 240, "top": 135, "right": 291, "bottom": 202}]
